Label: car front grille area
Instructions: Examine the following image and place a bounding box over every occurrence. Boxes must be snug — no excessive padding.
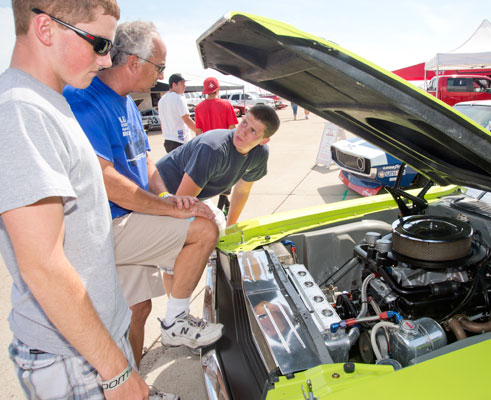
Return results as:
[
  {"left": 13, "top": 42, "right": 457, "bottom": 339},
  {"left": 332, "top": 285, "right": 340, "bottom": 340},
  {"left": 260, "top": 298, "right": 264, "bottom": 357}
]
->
[{"left": 332, "top": 148, "right": 371, "bottom": 174}]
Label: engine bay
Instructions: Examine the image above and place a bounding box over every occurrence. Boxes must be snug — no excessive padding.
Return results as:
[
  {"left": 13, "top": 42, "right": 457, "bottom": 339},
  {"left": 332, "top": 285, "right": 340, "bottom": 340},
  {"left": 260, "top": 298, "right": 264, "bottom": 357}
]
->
[{"left": 234, "top": 193, "right": 491, "bottom": 373}]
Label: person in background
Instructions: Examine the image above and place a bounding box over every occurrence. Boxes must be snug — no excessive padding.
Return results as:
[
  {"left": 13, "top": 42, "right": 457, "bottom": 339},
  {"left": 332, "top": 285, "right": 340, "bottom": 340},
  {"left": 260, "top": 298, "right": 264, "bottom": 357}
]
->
[
  {"left": 291, "top": 102, "right": 298, "bottom": 120},
  {"left": 155, "top": 105, "right": 281, "bottom": 229},
  {"left": 63, "top": 21, "right": 223, "bottom": 377},
  {"left": 194, "top": 76, "right": 239, "bottom": 214},
  {"left": 158, "top": 73, "right": 198, "bottom": 153},
  {"left": 0, "top": 1, "right": 154, "bottom": 398},
  {"left": 304, "top": 108, "right": 310, "bottom": 119},
  {"left": 195, "top": 77, "right": 238, "bottom": 135}
]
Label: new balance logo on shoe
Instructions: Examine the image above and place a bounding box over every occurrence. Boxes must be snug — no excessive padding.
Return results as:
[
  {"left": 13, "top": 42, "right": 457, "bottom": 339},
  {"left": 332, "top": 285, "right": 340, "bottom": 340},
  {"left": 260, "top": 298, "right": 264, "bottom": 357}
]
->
[{"left": 159, "top": 315, "right": 224, "bottom": 349}]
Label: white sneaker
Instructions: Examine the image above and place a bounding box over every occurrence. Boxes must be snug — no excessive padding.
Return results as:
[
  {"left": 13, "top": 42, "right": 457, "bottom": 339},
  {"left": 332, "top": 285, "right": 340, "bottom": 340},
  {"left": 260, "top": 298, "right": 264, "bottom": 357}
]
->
[
  {"left": 159, "top": 314, "right": 223, "bottom": 349},
  {"left": 149, "top": 389, "right": 180, "bottom": 400}
]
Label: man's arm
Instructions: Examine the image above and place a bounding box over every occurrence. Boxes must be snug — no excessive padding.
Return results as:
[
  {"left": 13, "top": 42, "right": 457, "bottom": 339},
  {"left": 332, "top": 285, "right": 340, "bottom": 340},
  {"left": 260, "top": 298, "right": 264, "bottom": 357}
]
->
[
  {"left": 227, "top": 179, "right": 254, "bottom": 226},
  {"left": 98, "top": 157, "right": 214, "bottom": 220},
  {"left": 182, "top": 113, "right": 199, "bottom": 134},
  {"left": 2, "top": 197, "right": 148, "bottom": 398},
  {"left": 146, "top": 153, "right": 167, "bottom": 195},
  {"left": 228, "top": 124, "right": 237, "bottom": 129},
  {"left": 194, "top": 108, "right": 203, "bottom": 135},
  {"left": 175, "top": 172, "right": 203, "bottom": 197}
]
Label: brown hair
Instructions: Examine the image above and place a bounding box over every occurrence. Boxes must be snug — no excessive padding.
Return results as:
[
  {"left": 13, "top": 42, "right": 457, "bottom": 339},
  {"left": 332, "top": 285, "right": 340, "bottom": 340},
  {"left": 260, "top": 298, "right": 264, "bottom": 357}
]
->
[
  {"left": 248, "top": 104, "right": 281, "bottom": 138},
  {"left": 13, "top": 0, "right": 120, "bottom": 36}
]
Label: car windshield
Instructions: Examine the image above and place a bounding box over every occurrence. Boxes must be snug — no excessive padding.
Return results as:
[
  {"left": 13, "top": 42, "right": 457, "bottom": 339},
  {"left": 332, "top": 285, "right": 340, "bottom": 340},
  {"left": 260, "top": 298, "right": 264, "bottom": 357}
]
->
[{"left": 454, "top": 104, "right": 491, "bottom": 130}]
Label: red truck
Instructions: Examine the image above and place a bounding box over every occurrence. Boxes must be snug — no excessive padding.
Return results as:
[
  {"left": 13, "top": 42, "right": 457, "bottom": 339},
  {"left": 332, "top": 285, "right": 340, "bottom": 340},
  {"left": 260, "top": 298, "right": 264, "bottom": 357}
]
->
[{"left": 427, "top": 74, "right": 491, "bottom": 106}]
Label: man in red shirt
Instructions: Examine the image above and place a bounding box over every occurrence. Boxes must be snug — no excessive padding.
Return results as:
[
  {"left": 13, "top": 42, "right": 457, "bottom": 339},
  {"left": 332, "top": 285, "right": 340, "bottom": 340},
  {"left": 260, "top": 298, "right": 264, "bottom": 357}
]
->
[{"left": 195, "top": 77, "right": 238, "bottom": 134}]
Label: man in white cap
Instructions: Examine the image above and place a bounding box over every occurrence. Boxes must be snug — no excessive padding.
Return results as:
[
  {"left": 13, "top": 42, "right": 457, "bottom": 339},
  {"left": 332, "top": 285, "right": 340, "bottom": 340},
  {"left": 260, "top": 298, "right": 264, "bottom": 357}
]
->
[{"left": 195, "top": 76, "right": 238, "bottom": 135}]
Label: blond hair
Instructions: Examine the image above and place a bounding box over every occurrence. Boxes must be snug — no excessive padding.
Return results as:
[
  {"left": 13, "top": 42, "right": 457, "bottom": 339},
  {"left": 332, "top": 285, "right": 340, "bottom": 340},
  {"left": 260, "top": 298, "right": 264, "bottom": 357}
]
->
[{"left": 12, "top": 0, "right": 120, "bottom": 36}]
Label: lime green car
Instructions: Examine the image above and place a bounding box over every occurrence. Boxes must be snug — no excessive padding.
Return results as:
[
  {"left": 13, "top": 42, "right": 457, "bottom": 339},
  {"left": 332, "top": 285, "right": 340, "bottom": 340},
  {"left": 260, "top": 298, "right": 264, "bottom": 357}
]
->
[{"left": 198, "top": 12, "right": 491, "bottom": 400}]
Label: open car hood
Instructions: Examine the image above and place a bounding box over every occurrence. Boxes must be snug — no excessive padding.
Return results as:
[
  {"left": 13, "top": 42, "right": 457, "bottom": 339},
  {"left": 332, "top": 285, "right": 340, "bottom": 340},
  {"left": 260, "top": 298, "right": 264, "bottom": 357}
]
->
[{"left": 197, "top": 12, "right": 491, "bottom": 192}]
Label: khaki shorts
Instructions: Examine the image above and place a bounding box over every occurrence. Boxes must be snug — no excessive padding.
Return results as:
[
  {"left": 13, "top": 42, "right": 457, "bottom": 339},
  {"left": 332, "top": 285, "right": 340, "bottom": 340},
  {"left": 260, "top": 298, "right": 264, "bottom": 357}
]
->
[{"left": 112, "top": 212, "right": 190, "bottom": 307}]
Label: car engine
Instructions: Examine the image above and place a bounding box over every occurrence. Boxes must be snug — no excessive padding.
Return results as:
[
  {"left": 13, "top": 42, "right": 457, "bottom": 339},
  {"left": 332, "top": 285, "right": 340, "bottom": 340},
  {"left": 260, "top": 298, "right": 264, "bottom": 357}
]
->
[
  {"left": 328, "top": 214, "right": 490, "bottom": 367},
  {"left": 231, "top": 195, "right": 491, "bottom": 374}
]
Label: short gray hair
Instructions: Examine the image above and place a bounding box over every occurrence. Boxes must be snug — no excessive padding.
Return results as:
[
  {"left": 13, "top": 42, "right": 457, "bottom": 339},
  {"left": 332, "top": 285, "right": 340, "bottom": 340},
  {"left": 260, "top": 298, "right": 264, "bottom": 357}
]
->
[{"left": 111, "top": 21, "right": 158, "bottom": 66}]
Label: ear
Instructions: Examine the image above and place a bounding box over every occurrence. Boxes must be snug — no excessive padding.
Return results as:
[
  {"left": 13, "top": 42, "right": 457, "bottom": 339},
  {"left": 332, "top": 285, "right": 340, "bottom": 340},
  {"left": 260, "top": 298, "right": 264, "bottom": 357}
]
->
[
  {"left": 259, "top": 137, "right": 270, "bottom": 146},
  {"left": 32, "top": 13, "right": 55, "bottom": 47},
  {"left": 127, "top": 55, "right": 141, "bottom": 74}
]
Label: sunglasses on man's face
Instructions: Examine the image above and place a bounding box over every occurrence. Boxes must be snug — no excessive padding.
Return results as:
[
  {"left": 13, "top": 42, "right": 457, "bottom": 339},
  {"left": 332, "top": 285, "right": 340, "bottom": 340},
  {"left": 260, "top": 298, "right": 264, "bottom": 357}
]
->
[{"left": 32, "top": 8, "right": 113, "bottom": 56}]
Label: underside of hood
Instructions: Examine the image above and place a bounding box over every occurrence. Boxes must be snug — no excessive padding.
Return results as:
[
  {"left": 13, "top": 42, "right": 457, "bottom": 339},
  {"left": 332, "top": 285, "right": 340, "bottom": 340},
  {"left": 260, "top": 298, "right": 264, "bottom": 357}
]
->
[{"left": 197, "top": 12, "right": 491, "bottom": 192}]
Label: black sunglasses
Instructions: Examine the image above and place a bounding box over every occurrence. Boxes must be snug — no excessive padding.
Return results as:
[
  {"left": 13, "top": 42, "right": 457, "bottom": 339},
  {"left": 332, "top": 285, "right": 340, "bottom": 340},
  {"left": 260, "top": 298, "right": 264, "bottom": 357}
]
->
[
  {"left": 32, "top": 8, "right": 113, "bottom": 56},
  {"left": 118, "top": 50, "right": 165, "bottom": 74}
]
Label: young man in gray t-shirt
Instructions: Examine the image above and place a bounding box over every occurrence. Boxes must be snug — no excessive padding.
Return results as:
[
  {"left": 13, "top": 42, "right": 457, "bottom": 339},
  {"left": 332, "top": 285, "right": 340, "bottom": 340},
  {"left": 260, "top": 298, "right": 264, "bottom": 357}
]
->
[
  {"left": 156, "top": 105, "right": 281, "bottom": 228},
  {"left": 0, "top": 2, "right": 152, "bottom": 398}
]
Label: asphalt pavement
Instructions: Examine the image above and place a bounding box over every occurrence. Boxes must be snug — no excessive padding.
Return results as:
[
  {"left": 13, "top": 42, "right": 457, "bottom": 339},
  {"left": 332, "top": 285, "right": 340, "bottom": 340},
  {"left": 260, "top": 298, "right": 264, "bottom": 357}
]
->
[{"left": 0, "top": 107, "right": 359, "bottom": 399}]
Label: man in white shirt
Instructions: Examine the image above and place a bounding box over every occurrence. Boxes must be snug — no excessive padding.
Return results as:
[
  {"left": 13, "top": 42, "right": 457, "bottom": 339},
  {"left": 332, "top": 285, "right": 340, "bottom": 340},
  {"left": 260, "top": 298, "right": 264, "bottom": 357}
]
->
[{"left": 158, "top": 73, "right": 198, "bottom": 152}]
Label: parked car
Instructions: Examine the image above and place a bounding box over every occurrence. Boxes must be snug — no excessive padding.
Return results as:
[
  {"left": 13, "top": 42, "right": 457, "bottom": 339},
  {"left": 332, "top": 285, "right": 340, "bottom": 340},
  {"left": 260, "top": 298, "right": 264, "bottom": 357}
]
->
[
  {"left": 197, "top": 12, "right": 491, "bottom": 400},
  {"left": 220, "top": 92, "right": 275, "bottom": 108},
  {"left": 331, "top": 137, "right": 419, "bottom": 196},
  {"left": 184, "top": 91, "right": 202, "bottom": 115},
  {"left": 232, "top": 102, "right": 250, "bottom": 117},
  {"left": 184, "top": 91, "right": 202, "bottom": 109},
  {"left": 139, "top": 108, "right": 160, "bottom": 131},
  {"left": 260, "top": 93, "right": 288, "bottom": 109},
  {"left": 331, "top": 99, "right": 491, "bottom": 196},
  {"left": 453, "top": 99, "right": 491, "bottom": 130},
  {"left": 426, "top": 74, "right": 491, "bottom": 106}
]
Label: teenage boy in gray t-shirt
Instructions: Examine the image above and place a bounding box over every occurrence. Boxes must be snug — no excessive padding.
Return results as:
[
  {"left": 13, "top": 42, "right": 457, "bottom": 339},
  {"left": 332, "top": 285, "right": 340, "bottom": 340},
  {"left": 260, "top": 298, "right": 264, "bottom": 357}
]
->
[
  {"left": 0, "top": 2, "right": 151, "bottom": 399},
  {"left": 156, "top": 105, "right": 281, "bottom": 228}
]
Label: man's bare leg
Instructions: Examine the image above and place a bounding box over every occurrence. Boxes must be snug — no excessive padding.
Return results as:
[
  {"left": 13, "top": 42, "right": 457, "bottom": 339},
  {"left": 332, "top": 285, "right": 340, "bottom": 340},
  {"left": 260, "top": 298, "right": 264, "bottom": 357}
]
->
[
  {"left": 165, "top": 217, "right": 218, "bottom": 300},
  {"left": 129, "top": 299, "right": 152, "bottom": 368},
  {"left": 163, "top": 273, "right": 173, "bottom": 298},
  {"left": 159, "top": 217, "right": 223, "bottom": 349}
]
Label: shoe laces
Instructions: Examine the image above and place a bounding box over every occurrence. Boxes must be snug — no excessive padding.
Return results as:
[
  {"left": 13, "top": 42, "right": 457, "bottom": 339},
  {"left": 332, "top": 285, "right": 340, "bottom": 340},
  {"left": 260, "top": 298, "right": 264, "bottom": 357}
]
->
[{"left": 184, "top": 314, "right": 207, "bottom": 328}]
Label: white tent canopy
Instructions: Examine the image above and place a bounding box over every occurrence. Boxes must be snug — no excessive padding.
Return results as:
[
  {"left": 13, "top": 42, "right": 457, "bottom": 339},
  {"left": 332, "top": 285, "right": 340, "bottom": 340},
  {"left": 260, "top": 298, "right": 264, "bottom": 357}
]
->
[{"left": 425, "top": 19, "right": 491, "bottom": 71}]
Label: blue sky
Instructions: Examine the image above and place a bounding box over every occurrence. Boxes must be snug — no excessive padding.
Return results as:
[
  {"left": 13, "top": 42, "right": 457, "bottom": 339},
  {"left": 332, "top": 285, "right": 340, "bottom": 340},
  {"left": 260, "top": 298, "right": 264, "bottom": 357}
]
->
[{"left": 1, "top": 0, "right": 489, "bottom": 87}]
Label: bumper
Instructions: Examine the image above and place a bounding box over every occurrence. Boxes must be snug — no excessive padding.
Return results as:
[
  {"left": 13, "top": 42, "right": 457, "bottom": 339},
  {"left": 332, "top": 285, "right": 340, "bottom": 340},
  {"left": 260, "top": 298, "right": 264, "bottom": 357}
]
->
[{"left": 339, "top": 170, "right": 383, "bottom": 196}]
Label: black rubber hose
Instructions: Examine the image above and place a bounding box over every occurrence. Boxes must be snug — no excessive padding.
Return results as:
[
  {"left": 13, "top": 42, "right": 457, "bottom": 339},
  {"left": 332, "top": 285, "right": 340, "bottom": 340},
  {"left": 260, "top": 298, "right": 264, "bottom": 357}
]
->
[
  {"left": 377, "top": 266, "right": 432, "bottom": 296},
  {"left": 354, "top": 244, "right": 432, "bottom": 296}
]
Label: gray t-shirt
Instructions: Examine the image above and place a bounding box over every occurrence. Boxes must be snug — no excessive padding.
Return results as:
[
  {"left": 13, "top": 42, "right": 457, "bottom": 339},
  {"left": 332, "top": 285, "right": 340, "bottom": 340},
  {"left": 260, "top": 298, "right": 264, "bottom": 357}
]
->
[{"left": 0, "top": 69, "right": 131, "bottom": 356}]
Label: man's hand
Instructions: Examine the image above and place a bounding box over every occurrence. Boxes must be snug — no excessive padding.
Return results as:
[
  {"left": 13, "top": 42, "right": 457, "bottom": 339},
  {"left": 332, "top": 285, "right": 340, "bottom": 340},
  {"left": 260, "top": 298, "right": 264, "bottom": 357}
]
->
[
  {"left": 2, "top": 197, "right": 147, "bottom": 397},
  {"left": 163, "top": 196, "right": 215, "bottom": 220},
  {"left": 104, "top": 369, "right": 149, "bottom": 400},
  {"left": 166, "top": 195, "right": 199, "bottom": 210}
]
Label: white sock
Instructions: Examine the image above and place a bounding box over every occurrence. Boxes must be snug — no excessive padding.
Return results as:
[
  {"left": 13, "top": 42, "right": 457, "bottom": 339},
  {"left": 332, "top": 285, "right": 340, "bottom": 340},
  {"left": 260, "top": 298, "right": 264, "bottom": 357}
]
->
[{"left": 163, "top": 295, "right": 190, "bottom": 326}]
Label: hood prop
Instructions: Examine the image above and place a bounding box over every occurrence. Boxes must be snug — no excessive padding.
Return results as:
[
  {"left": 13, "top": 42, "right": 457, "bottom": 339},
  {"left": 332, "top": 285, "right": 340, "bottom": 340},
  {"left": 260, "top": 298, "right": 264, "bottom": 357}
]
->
[{"left": 384, "top": 163, "right": 433, "bottom": 217}]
